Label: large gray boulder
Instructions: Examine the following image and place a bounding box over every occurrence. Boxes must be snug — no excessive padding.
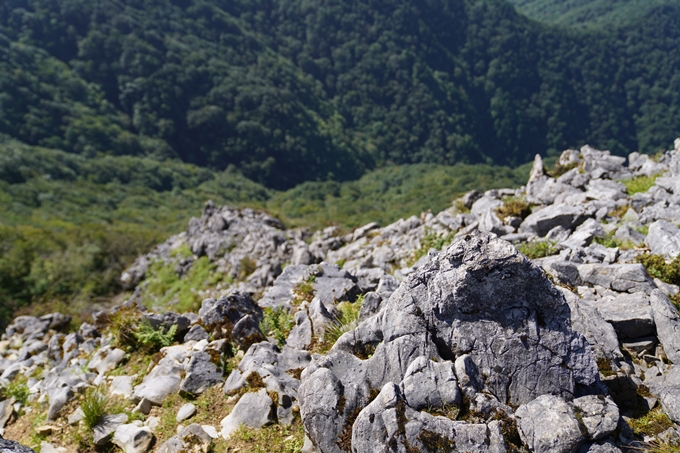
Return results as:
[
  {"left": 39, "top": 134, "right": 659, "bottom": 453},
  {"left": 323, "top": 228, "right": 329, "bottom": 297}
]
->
[{"left": 299, "top": 231, "right": 599, "bottom": 453}]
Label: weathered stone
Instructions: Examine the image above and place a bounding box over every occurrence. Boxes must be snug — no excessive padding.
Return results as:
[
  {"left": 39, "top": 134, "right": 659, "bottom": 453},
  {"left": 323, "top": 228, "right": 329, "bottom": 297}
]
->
[
  {"left": 87, "top": 346, "right": 126, "bottom": 375},
  {"left": 112, "top": 424, "right": 155, "bottom": 453},
  {"left": 183, "top": 325, "right": 209, "bottom": 342},
  {"left": 133, "top": 356, "right": 183, "bottom": 405},
  {"left": 47, "top": 386, "right": 74, "bottom": 422},
  {"left": 520, "top": 203, "right": 590, "bottom": 237},
  {"left": 351, "top": 383, "right": 506, "bottom": 453},
  {"left": 157, "top": 424, "right": 212, "bottom": 453},
  {"left": 180, "top": 351, "right": 224, "bottom": 396},
  {"left": 559, "top": 289, "right": 622, "bottom": 361},
  {"left": 286, "top": 310, "right": 313, "bottom": 350},
  {"left": 220, "top": 389, "right": 273, "bottom": 439},
  {"left": 0, "top": 399, "right": 15, "bottom": 430},
  {"left": 657, "top": 366, "right": 680, "bottom": 423},
  {"left": 650, "top": 289, "right": 680, "bottom": 364},
  {"left": 198, "top": 292, "right": 264, "bottom": 348},
  {"left": 176, "top": 403, "right": 196, "bottom": 422},
  {"left": 572, "top": 395, "right": 619, "bottom": 441},
  {"left": 614, "top": 225, "right": 645, "bottom": 247},
  {"left": 400, "top": 356, "right": 461, "bottom": 411},
  {"left": 578, "top": 263, "right": 655, "bottom": 294},
  {"left": 93, "top": 413, "right": 128, "bottom": 446},
  {"left": 109, "top": 376, "right": 135, "bottom": 400},
  {"left": 646, "top": 220, "right": 680, "bottom": 259},
  {"left": 516, "top": 394, "right": 584, "bottom": 453},
  {"left": 591, "top": 293, "right": 655, "bottom": 340}
]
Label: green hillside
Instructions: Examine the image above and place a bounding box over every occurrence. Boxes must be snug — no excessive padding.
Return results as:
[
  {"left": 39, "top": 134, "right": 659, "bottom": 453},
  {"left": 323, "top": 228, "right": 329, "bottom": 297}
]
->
[
  {"left": 1, "top": 0, "right": 680, "bottom": 189},
  {"left": 0, "top": 138, "right": 531, "bottom": 326},
  {"left": 507, "top": 0, "right": 680, "bottom": 27}
]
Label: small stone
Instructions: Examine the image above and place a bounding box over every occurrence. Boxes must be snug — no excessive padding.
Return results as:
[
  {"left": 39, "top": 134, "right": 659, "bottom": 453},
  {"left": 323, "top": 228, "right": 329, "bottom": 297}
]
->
[
  {"left": 176, "top": 403, "right": 196, "bottom": 422},
  {"left": 112, "top": 423, "right": 155, "bottom": 453},
  {"left": 220, "top": 389, "right": 273, "bottom": 439},
  {"left": 133, "top": 398, "right": 152, "bottom": 416},
  {"left": 35, "top": 425, "right": 59, "bottom": 436},
  {"left": 39, "top": 442, "right": 67, "bottom": 453},
  {"left": 68, "top": 407, "right": 84, "bottom": 425},
  {"left": 93, "top": 413, "right": 128, "bottom": 446},
  {"left": 201, "top": 425, "right": 219, "bottom": 439},
  {"left": 157, "top": 424, "right": 213, "bottom": 453},
  {"left": 144, "top": 416, "right": 160, "bottom": 431},
  {"left": 109, "top": 376, "right": 136, "bottom": 400}
]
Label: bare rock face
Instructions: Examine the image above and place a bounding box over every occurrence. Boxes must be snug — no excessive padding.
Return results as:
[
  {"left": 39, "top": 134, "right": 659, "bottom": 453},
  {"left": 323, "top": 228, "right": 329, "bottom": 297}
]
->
[{"left": 299, "top": 231, "right": 599, "bottom": 453}]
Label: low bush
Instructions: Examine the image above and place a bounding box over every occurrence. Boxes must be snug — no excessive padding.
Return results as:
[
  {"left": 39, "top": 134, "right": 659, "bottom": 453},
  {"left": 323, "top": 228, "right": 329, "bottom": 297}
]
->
[
  {"left": 637, "top": 253, "right": 680, "bottom": 286},
  {"left": 516, "top": 240, "right": 559, "bottom": 259},
  {"left": 622, "top": 173, "right": 662, "bottom": 195},
  {"left": 133, "top": 321, "right": 177, "bottom": 352},
  {"left": 496, "top": 198, "right": 531, "bottom": 221},
  {"left": 260, "top": 307, "right": 295, "bottom": 348},
  {"left": 0, "top": 379, "right": 29, "bottom": 406}
]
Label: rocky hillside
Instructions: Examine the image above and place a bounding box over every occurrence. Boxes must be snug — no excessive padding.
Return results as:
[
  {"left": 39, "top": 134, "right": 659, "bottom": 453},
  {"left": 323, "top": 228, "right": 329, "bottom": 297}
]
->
[{"left": 4, "top": 140, "right": 680, "bottom": 452}]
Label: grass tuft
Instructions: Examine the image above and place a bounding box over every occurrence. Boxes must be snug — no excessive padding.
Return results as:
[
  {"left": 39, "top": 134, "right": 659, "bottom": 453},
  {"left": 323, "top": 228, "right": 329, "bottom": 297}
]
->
[
  {"left": 628, "top": 407, "right": 674, "bottom": 438},
  {"left": 81, "top": 386, "right": 109, "bottom": 430}
]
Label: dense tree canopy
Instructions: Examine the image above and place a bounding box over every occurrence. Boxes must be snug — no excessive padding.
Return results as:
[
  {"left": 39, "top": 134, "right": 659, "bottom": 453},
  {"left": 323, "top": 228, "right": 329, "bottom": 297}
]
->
[{"left": 0, "top": 0, "right": 679, "bottom": 189}]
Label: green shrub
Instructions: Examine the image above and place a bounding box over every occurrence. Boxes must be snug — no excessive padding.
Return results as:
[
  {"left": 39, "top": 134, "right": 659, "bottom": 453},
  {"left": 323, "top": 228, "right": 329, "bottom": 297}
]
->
[
  {"left": 0, "top": 379, "right": 29, "bottom": 406},
  {"left": 622, "top": 174, "right": 662, "bottom": 195},
  {"left": 108, "top": 306, "right": 144, "bottom": 351},
  {"left": 260, "top": 307, "right": 295, "bottom": 348},
  {"left": 81, "top": 386, "right": 109, "bottom": 430},
  {"left": 547, "top": 161, "right": 580, "bottom": 178},
  {"left": 516, "top": 240, "right": 559, "bottom": 259},
  {"left": 496, "top": 198, "right": 531, "bottom": 221},
  {"left": 593, "top": 234, "right": 618, "bottom": 248},
  {"left": 142, "top": 256, "right": 227, "bottom": 312},
  {"left": 133, "top": 321, "right": 177, "bottom": 352},
  {"left": 637, "top": 253, "right": 680, "bottom": 286},
  {"left": 294, "top": 275, "right": 316, "bottom": 304}
]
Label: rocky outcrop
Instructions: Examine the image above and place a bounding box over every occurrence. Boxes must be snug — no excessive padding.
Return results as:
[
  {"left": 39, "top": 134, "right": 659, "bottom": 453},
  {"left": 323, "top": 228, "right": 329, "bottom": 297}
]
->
[
  {"left": 298, "top": 231, "right": 600, "bottom": 453},
  {"left": 7, "top": 140, "right": 680, "bottom": 452}
]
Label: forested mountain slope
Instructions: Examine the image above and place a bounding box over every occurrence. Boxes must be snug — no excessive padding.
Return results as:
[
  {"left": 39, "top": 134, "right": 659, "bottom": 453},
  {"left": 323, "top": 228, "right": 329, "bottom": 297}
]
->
[
  {"left": 1, "top": 0, "right": 680, "bottom": 189},
  {"left": 507, "top": 0, "right": 680, "bottom": 28}
]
